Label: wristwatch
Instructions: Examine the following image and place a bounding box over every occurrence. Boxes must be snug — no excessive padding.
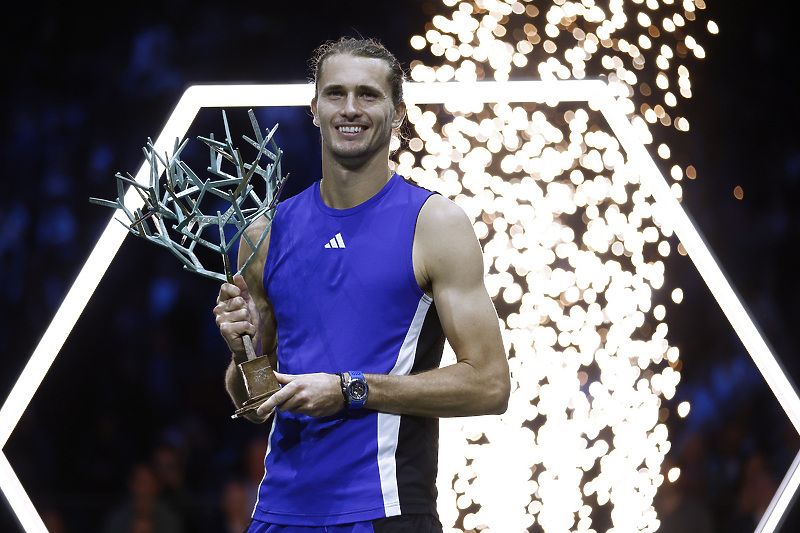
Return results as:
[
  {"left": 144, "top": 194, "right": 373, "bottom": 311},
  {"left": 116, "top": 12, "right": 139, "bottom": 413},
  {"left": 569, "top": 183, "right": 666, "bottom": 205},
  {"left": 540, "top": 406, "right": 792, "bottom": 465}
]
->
[{"left": 338, "top": 371, "right": 368, "bottom": 409}]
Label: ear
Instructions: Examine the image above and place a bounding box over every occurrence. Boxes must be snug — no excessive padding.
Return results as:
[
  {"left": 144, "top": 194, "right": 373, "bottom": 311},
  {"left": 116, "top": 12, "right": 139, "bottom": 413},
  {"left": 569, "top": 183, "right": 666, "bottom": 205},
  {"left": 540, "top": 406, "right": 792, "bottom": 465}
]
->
[
  {"left": 311, "top": 98, "right": 320, "bottom": 127},
  {"left": 392, "top": 101, "right": 407, "bottom": 129}
]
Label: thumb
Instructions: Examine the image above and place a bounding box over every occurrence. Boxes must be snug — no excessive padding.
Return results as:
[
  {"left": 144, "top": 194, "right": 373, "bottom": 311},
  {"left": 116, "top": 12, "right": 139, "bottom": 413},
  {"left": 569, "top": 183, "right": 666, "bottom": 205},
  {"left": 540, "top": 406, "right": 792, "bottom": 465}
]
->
[
  {"left": 233, "top": 274, "right": 252, "bottom": 302},
  {"left": 274, "top": 372, "right": 295, "bottom": 385}
]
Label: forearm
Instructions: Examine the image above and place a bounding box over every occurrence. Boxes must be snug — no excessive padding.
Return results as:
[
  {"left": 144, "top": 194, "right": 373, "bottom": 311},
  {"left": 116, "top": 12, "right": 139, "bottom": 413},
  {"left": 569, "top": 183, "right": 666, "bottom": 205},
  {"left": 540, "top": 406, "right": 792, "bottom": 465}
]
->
[
  {"left": 225, "top": 353, "right": 249, "bottom": 406},
  {"left": 364, "top": 361, "right": 509, "bottom": 418}
]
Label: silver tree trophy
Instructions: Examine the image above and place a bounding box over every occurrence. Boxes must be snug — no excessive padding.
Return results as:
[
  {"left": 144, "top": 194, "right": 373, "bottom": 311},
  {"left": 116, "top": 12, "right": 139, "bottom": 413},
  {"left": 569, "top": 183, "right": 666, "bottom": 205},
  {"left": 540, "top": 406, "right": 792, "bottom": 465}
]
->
[{"left": 91, "top": 109, "right": 287, "bottom": 419}]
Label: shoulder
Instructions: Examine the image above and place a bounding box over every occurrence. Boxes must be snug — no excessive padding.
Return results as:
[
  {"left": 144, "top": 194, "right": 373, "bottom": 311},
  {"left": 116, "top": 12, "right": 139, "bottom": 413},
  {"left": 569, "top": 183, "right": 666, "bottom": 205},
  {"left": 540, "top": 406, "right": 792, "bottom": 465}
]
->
[
  {"left": 245, "top": 213, "right": 271, "bottom": 240},
  {"left": 417, "top": 194, "right": 473, "bottom": 237},
  {"left": 263, "top": 182, "right": 318, "bottom": 231},
  {"left": 414, "top": 195, "right": 483, "bottom": 289},
  {"left": 241, "top": 215, "right": 271, "bottom": 259},
  {"left": 279, "top": 181, "right": 319, "bottom": 212}
]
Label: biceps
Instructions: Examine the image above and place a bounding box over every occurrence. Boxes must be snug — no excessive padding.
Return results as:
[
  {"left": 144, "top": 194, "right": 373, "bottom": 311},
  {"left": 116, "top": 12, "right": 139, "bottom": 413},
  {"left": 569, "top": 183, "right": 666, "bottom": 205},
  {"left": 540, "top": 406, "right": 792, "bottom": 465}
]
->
[{"left": 436, "top": 282, "right": 503, "bottom": 364}]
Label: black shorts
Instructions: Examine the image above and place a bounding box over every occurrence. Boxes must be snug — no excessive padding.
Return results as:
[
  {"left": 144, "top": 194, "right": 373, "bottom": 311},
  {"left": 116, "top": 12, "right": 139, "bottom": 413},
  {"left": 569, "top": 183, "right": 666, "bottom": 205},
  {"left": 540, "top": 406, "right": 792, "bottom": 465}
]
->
[{"left": 245, "top": 514, "right": 443, "bottom": 533}]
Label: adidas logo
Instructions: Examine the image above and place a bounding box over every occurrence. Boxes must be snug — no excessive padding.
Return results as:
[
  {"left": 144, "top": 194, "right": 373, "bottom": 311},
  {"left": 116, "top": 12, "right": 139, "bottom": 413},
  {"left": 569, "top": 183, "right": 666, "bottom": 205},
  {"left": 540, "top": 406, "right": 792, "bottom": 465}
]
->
[{"left": 324, "top": 233, "right": 346, "bottom": 249}]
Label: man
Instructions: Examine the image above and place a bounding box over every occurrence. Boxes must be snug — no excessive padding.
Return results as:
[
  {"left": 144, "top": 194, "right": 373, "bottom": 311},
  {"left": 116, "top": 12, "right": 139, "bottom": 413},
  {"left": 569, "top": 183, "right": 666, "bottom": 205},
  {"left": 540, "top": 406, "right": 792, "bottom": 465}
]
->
[{"left": 214, "top": 37, "right": 510, "bottom": 533}]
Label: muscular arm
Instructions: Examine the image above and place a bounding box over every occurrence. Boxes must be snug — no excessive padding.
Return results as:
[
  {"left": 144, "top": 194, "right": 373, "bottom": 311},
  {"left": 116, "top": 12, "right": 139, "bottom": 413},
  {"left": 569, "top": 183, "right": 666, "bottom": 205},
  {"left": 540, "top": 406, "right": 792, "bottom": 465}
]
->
[
  {"left": 214, "top": 216, "right": 278, "bottom": 423},
  {"left": 256, "top": 195, "right": 510, "bottom": 418},
  {"left": 365, "top": 194, "right": 510, "bottom": 416}
]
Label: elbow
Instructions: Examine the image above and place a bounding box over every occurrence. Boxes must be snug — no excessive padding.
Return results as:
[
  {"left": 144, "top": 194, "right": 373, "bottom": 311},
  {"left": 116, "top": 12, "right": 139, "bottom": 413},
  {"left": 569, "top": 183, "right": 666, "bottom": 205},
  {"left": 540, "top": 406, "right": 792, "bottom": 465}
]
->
[{"left": 482, "top": 372, "right": 511, "bottom": 415}]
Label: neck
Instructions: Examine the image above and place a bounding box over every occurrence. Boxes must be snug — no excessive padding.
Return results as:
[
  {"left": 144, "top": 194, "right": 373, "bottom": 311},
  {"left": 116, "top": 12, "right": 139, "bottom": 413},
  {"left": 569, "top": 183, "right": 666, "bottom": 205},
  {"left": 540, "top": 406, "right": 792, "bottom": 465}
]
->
[{"left": 319, "top": 153, "right": 394, "bottom": 209}]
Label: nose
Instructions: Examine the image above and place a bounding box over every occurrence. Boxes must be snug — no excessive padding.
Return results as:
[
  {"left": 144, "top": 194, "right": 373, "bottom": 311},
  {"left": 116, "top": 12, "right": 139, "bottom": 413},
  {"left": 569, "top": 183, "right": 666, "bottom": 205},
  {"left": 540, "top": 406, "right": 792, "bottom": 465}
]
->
[{"left": 340, "top": 93, "right": 361, "bottom": 118}]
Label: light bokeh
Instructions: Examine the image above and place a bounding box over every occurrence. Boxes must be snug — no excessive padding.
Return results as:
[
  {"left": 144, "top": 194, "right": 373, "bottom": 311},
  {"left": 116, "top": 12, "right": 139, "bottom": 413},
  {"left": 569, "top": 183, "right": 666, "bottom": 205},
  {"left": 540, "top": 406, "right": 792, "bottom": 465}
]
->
[{"left": 402, "top": 1, "right": 717, "bottom": 531}]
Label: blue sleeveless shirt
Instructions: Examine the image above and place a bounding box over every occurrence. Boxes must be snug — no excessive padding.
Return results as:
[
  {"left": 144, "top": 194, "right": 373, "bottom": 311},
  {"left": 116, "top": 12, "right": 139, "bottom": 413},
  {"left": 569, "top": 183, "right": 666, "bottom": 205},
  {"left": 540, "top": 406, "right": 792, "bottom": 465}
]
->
[{"left": 256, "top": 174, "right": 444, "bottom": 525}]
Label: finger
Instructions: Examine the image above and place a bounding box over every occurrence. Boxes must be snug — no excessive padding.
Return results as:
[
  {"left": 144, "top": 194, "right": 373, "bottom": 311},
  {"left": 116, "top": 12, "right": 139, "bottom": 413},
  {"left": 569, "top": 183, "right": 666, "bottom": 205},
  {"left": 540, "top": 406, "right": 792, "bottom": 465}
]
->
[
  {"left": 216, "top": 282, "right": 241, "bottom": 304},
  {"left": 218, "top": 320, "right": 256, "bottom": 341},
  {"left": 214, "top": 305, "right": 251, "bottom": 326},
  {"left": 223, "top": 296, "right": 248, "bottom": 313},
  {"left": 233, "top": 274, "right": 250, "bottom": 300},
  {"left": 256, "top": 394, "right": 278, "bottom": 416},
  {"left": 254, "top": 404, "right": 275, "bottom": 419},
  {"left": 214, "top": 297, "right": 241, "bottom": 316},
  {"left": 274, "top": 372, "right": 296, "bottom": 385},
  {"left": 225, "top": 320, "right": 256, "bottom": 338},
  {"left": 256, "top": 384, "right": 292, "bottom": 415}
]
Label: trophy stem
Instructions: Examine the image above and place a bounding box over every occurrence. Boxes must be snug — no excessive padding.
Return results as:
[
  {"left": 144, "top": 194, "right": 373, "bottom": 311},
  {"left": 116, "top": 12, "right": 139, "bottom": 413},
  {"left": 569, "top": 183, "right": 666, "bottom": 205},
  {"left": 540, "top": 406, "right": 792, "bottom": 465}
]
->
[
  {"left": 225, "top": 265, "right": 257, "bottom": 363},
  {"left": 242, "top": 334, "right": 258, "bottom": 362}
]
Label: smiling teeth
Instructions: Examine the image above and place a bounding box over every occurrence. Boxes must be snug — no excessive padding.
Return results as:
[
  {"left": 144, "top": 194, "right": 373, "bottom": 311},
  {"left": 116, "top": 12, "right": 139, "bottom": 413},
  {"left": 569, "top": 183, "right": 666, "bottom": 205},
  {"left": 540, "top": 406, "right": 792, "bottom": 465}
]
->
[{"left": 339, "top": 126, "right": 363, "bottom": 133}]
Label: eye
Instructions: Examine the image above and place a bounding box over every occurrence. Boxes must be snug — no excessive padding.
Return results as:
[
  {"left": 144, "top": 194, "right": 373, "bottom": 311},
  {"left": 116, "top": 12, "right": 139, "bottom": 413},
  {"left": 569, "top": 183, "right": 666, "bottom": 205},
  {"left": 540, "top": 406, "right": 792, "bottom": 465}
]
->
[{"left": 359, "top": 89, "right": 381, "bottom": 101}]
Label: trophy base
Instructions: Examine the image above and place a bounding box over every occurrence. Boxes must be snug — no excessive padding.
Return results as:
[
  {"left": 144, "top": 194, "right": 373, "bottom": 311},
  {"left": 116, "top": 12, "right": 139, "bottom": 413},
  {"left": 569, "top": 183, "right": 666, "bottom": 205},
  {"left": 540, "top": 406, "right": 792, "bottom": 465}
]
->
[
  {"left": 232, "top": 355, "right": 281, "bottom": 419},
  {"left": 232, "top": 390, "right": 278, "bottom": 419}
]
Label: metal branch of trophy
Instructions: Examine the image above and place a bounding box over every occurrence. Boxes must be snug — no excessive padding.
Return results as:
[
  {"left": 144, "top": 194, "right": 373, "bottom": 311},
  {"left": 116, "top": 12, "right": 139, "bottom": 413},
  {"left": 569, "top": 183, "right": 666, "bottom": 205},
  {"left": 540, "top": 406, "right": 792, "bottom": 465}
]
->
[{"left": 90, "top": 109, "right": 287, "bottom": 419}]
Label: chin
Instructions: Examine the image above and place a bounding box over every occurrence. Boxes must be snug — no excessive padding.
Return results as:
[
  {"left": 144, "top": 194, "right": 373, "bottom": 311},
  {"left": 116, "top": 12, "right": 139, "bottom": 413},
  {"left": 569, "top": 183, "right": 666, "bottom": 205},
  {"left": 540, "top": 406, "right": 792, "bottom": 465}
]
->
[{"left": 330, "top": 146, "right": 376, "bottom": 162}]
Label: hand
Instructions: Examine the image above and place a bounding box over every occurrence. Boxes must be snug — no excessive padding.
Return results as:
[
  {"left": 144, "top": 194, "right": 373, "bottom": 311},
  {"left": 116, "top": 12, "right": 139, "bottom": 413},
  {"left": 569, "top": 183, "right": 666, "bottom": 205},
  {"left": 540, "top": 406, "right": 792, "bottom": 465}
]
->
[
  {"left": 214, "top": 274, "right": 260, "bottom": 357},
  {"left": 256, "top": 372, "right": 344, "bottom": 418}
]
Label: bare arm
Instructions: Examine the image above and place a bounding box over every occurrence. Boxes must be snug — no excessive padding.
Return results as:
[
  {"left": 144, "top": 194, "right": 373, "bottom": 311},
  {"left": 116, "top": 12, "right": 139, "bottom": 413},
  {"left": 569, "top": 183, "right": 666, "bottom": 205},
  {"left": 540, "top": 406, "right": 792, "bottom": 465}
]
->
[
  {"left": 214, "top": 216, "right": 277, "bottom": 423},
  {"left": 256, "top": 195, "right": 510, "bottom": 418},
  {"left": 364, "top": 194, "right": 510, "bottom": 416}
]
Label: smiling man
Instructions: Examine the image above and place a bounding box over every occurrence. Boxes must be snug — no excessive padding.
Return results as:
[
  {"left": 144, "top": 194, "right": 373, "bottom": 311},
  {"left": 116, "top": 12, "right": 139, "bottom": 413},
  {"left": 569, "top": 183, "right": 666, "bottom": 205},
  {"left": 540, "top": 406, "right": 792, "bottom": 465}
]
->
[{"left": 214, "top": 37, "right": 510, "bottom": 533}]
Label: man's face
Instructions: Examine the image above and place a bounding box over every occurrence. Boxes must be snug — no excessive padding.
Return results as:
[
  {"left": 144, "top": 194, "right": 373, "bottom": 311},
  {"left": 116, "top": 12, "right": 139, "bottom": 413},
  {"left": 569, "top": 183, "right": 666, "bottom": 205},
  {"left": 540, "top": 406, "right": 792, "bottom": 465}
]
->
[{"left": 311, "top": 54, "right": 405, "bottom": 168}]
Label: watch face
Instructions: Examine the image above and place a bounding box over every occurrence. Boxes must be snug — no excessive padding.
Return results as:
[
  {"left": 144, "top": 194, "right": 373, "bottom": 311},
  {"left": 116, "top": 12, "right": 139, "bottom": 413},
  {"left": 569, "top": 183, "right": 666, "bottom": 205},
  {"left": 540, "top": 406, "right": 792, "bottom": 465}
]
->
[{"left": 349, "top": 381, "right": 367, "bottom": 400}]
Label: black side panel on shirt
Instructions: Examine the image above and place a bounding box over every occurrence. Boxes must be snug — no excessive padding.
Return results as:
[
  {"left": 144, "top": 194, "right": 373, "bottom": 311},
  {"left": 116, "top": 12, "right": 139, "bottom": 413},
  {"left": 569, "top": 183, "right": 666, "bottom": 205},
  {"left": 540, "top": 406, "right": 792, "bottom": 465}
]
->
[
  {"left": 396, "top": 302, "right": 444, "bottom": 516},
  {"left": 372, "top": 513, "right": 443, "bottom": 533}
]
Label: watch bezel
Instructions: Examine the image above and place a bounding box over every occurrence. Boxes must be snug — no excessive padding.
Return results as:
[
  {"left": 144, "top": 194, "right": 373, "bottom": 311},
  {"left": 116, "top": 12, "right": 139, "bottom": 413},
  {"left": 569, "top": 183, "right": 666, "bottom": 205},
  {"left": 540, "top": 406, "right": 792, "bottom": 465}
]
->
[
  {"left": 340, "top": 371, "right": 368, "bottom": 409},
  {"left": 348, "top": 379, "right": 368, "bottom": 401}
]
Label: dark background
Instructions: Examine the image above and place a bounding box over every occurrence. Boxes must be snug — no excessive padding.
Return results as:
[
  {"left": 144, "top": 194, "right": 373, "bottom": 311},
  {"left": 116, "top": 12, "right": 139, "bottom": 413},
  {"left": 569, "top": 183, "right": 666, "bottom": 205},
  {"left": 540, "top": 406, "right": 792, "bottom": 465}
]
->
[{"left": 1, "top": 1, "right": 799, "bottom": 532}]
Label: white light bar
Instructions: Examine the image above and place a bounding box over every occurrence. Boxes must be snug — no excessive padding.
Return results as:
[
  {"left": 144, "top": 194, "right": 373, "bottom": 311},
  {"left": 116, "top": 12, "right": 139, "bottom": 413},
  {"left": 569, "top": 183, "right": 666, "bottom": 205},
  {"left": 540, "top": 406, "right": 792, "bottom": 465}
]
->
[
  {"left": 1, "top": 80, "right": 796, "bottom": 533},
  {"left": 756, "top": 450, "right": 800, "bottom": 533},
  {"left": 596, "top": 92, "right": 800, "bottom": 430},
  {"left": 0, "top": 452, "right": 46, "bottom": 532}
]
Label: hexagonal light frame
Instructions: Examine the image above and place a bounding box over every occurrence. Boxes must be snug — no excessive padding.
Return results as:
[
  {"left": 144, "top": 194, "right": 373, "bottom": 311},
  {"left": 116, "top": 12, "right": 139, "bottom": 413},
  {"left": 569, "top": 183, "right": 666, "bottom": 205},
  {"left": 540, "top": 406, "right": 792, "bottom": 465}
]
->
[{"left": 1, "top": 81, "right": 798, "bottom": 532}]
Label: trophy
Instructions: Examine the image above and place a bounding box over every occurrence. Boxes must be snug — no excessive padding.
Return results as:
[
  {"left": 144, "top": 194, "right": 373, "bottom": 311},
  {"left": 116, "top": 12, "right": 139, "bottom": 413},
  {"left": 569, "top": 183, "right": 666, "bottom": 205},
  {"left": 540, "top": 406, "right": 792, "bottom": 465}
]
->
[{"left": 91, "top": 109, "right": 287, "bottom": 418}]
